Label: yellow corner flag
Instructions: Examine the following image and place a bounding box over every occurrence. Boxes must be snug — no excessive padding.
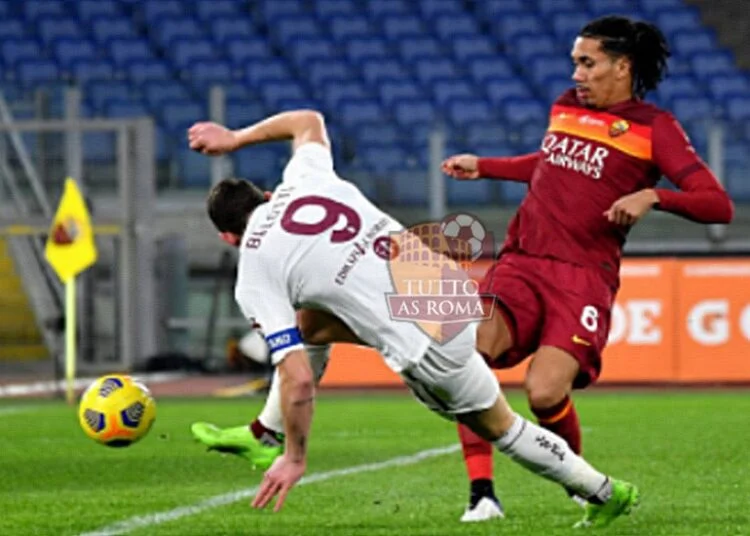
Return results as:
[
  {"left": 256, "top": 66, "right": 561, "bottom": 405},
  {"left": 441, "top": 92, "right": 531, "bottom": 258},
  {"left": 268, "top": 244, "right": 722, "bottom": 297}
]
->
[
  {"left": 44, "top": 178, "right": 98, "bottom": 405},
  {"left": 45, "top": 178, "right": 98, "bottom": 283}
]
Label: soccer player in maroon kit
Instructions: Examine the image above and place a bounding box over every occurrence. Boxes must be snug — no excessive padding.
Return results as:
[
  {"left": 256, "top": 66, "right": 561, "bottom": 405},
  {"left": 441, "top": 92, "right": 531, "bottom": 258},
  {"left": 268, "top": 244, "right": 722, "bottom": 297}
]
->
[{"left": 443, "top": 15, "right": 734, "bottom": 522}]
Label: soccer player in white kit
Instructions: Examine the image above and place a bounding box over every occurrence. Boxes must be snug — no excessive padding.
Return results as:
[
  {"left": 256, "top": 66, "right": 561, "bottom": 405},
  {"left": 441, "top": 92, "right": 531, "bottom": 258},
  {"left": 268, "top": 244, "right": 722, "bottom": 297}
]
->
[{"left": 187, "top": 110, "right": 638, "bottom": 528}]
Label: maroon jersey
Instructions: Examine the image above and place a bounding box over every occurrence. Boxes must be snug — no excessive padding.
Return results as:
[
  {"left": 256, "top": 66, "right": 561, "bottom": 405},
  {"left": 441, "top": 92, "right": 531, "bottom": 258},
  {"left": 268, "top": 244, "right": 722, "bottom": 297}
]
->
[{"left": 482, "top": 89, "right": 733, "bottom": 289}]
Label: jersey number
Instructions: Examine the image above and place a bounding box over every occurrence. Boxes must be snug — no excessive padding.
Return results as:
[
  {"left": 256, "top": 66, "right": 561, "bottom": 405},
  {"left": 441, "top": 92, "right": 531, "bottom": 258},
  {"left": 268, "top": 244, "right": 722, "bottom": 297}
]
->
[
  {"left": 281, "top": 196, "right": 361, "bottom": 243},
  {"left": 580, "top": 305, "right": 599, "bottom": 333}
]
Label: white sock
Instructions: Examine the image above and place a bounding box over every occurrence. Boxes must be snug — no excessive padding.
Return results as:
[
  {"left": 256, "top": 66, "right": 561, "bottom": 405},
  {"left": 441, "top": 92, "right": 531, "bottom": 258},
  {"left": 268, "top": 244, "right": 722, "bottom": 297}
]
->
[
  {"left": 493, "top": 414, "right": 612, "bottom": 503},
  {"left": 257, "top": 344, "right": 331, "bottom": 436}
]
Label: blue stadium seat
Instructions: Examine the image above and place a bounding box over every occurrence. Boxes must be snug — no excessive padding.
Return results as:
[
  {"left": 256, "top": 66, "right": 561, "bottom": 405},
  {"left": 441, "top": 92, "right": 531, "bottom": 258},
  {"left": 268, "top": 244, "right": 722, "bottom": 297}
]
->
[
  {"left": 76, "top": 0, "right": 120, "bottom": 22},
  {"left": 275, "top": 98, "right": 321, "bottom": 113},
  {"left": 432, "top": 79, "right": 477, "bottom": 107},
  {"left": 446, "top": 98, "right": 494, "bottom": 127},
  {"left": 82, "top": 132, "right": 117, "bottom": 162},
  {"left": 91, "top": 18, "right": 138, "bottom": 44},
  {"left": 447, "top": 176, "right": 496, "bottom": 206},
  {"left": 86, "top": 81, "right": 133, "bottom": 111},
  {"left": 177, "top": 149, "right": 211, "bottom": 187},
  {"left": 509, "top": 34, "right": 559, "bottom": 65},
  {"left": 0, "top": 20, "right": 26, "bottom": 40},
  {"left": 638, "top": 0, "right": 683, "bottom": 14},
  {"left": 153, "top": 18, "right": 204, "bottom": 48},
  {"left": 259, "top": 80, "right": 307, "bottom": 109},
  {"left": 725, "top": 97, "right": 750, "bottom": 122},
  {"left": 671, "top": 30, "right": 717, "bottom": 57},
  {"left": 2, "top": 39, "right": 43, "bottom": 67},
  {"left": 17, "top": 60, "right": 59, "bottom": 87},
  {"left": 414, "top": 58, "right": 459, "bottom": 86},
  {"left": 161, "top": 100, "right": 205, "bottom": 133},
  {"left": 54, "top": 38, "right": 97, "bottom": 70},
  {"left": 246, "top": 59, "right": 293, "bottom": 85},
  {"left": 24, "top": 0, "right": 66, "bottom": 20},
  {"left": 519, "top": 123, "right": 547, "bottom": 149},
  {"left": 338, "top": 99, "right": 382, "bottom": 126},
  {"left": 502, "top": 98, "right": 546, "bottom": 124},
  {"left": 656, "top": 7, "right": 702, "bottom": 36},
  {"left": 187, "top": 60, "right": 233, "bottom": 91},
  {"left": 495, "top": 13, "right": 544, "bottom": 44},
  {"left": 143, "top": 0, "right": 183, "bottom": 23},
  {"left": 359, "top": 144, "right": 409, "bottom": 173},
  {"left": 109, "top": 38, "right": 153, "bottom": 68},
  {"left": 143, "top": 82, "right": 192, "bottom": 110},
  {"left": 377, "top": 80, "right": 421, "bottom": 107},
  {"left": 451, "top": 36, "right": 496, "bottom": 63},
  {"left": 465, "top": 124, "right": 510, "bottom": 147},
  {"left": 346, "top": 37, "right": 390, "bottom": 63},
  {"left": 398, "top": 37, "right": 444, "bottom": 63},
  {"left": 313, "top": 0, "right": 359, "bottom": 19},
  {"left": 234, "top": 147, "right": 287, "bottom": 187},
  {"left": 104, "top": 100, "right": 149, "bottom": 119},
  {"left": 419, "top": 0, "right": 465, "bottom": 18},
  {"left": 308, "top": 60, "right": 355, "bottom": 87},
  {"left": 365, "top": 0, "right": 412, "bottom": 19},
  {"left": 211, "top": 18, "right": 256, "bottom": 46},
  {"left": 353, "top": 122, "right": 402, "bottom": 145},
  {"left": 543, "top": 77, "right": 574, "bottom": 104},
  {"left": 585, "top": 0, "right": 633, "bottom": 16},
  {"left": 195, "top": 0, "right": 239, "bottom": 21},
  {"left": 329, "top": 14, "right": 374, "bottom": 42},
  {"left": 389, "top": 170, "right": 428, "bottom": 206},
  {"left": 528, "top": 55, "right": 574, "bottom": 86},
  {"left": 392, "top": 98, "right": 437, "bottom": 127},
  {"left": 125, "top": 59, "right": 171, "bottom": 84},
  {"left": 690, "top": 51, "right": 737, "bottom": 81},
  {"left": 537, "top": 0, "right": 578, "bottom": 16},
  {"left": 657, "top": 74, "right": 703, "bottom": 103},
  {"left": 170, "top": 39, "right": 216, "bottom": 69},
  {"left": 261, "top": 0, "right": 306, "bottom": 24},
  {"left": 287, "top": 37, "right": 336, "bottom": 66},
  {"left": 362, "top": 59, "right": 410, "bottom": 85},
  {"left": 38, "top": 17, "right": 81, "bottom": 45},
  {"left": 485, "top": 78, "right": 532, "bottom": 105},
  {"left": 380, "top": 15, "right": 424, "bottom": 41},
  {"left": 225, "top": 100, "right": 267, "bottom": 130},
  {"left": 433, "top": 14, "right": 480, "bottom": 41},
  {"left": 320, "top": 80, "right": 370, "bottom": 109},
  {"left": 273, "top": 15, "right": 321, "bottom": 46},
  {"left": 477, "top": 0, "right": 529, "bottom": 20},
  {"left": 500, "top": 181, "right": 528, "bottom": 204},
  {"left": 72, "top": 60, "right": 115, "bottom": 85},
  {"left": 707, "top": 75, "right": 749, "bottom": 101},
  {"left": 467, "top": 56, "right": 515, "bottom": 84},
  {"left": 725, "top": 164, "right": 750, "bottom": 201},
  {"left": 671, "top": 96, "right": 716, "bottom": 123},
  {"left": 551, "top": 12, "right": 590, "bottom": 46},
  {"left": 225, "top": 37, "right": 272, "bottom": 67}
]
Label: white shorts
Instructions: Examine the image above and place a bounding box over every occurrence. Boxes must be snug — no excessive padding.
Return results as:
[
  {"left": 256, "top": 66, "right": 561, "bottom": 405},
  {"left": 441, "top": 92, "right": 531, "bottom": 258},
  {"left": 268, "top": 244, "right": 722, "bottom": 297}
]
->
[{"left": 400, "top": 336, "right": 501, "bottom": 421}]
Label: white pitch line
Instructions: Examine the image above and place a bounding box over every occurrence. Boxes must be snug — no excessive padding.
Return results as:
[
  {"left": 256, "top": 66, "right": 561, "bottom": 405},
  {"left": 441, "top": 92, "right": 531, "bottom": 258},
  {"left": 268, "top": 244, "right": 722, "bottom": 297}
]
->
[
  {"left": 79, "top": 443, "right": 460, "bottom": 536},
  {"left": 0, "top": 372, "right": 187, "bottom": 398},
  {"left": 0, "top": 406, "right": 38, "bottom": 417}
]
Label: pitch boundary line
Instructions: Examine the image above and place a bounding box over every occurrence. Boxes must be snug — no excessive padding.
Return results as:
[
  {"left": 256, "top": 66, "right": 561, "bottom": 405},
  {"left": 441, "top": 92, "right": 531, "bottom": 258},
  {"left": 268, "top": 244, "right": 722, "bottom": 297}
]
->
[{"left": 79, "top": 443, "right": 460, "bottom": 536}]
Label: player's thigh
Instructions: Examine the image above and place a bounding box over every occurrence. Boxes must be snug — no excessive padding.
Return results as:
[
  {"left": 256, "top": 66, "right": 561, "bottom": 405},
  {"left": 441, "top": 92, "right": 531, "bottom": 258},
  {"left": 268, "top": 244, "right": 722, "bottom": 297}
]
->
[
  {"left": 296, "top": 308, "right": 363, "bottom": 345},
  {"left": 400, "top": 344, "right": 500, "bottom": 422},
  {"left": 477, "top": 256, "right": 544, "bottom": 361}
]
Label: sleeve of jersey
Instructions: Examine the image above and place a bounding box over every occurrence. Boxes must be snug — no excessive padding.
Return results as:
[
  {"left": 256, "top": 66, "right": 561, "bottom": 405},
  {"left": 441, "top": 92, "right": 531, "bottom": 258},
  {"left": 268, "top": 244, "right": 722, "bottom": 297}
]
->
[
  {"left": 282, "top": 142, "right": 337, "bottom": 186},
  {"left": 235, "top": 261, "right": 304, "bottom": 366},
  {"left": 476, "top": 152, "right": 540, "bottom": 182},
  {"left": 651, "top": 113, "right": 734, "bottom": 224}
]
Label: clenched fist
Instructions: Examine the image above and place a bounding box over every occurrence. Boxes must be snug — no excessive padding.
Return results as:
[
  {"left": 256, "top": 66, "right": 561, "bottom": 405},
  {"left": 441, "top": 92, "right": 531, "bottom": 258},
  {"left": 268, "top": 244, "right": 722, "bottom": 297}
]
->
[
  {"left": 604, "top": 189, "right": 659, "bottom": 226},
  {"left": 441, "top": 154, "right": 480, "bottom": 180},
  {"left": 188, "top": 122, "right": 238, "bottom": 156}
]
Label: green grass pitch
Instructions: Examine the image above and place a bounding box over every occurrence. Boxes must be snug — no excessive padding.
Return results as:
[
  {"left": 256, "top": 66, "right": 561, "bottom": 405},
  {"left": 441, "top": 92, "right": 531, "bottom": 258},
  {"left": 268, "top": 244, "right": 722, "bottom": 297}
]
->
[{"left": 1, "top": 390, "right": 749, "bottom": 535}]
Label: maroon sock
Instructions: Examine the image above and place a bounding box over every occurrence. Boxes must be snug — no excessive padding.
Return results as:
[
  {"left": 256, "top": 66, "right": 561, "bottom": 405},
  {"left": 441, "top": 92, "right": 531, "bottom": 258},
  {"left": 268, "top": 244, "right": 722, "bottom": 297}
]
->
[
  {"left": 531, "top": 395, "right": 582, "bottom": 454},
  {"left": 250, "top": 419, "right": 284, "bottom": 447}
]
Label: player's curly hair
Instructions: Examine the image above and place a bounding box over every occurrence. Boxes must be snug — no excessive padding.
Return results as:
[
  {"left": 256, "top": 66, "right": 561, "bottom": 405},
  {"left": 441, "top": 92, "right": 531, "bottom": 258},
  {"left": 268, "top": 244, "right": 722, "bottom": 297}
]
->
[
  {"left": 207, "top": 178, "right": 267, "bottom": 236},
  {"left": 579, "top": 15, "right": 671, "bottom": 98}
]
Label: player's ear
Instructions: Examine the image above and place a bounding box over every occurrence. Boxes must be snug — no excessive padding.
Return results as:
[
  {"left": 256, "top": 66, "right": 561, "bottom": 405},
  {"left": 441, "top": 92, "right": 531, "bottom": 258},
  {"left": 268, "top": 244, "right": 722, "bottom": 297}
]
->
[
  {"left": 263, "top": 191, "right": 272, "bottom": 201},
  {"left": 218, "top": 232, "right": 240, "bottom": 247},
  {"left": 615, "top": 56, "right": 631, "bottom": 81}
]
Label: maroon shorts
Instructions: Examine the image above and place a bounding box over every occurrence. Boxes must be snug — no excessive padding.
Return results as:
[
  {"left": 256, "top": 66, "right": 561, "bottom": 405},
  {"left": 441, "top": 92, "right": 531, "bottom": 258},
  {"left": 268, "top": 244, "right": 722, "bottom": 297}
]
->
[{"left": 478, "top": 252, "right": 616, "bottom": 388}]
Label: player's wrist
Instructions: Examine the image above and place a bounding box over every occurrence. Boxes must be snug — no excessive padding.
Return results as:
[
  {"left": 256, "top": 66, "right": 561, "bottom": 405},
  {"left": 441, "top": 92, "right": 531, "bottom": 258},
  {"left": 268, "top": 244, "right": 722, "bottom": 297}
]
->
[{"left": 644, "top": 188, "right": 660, "bottom": 207}]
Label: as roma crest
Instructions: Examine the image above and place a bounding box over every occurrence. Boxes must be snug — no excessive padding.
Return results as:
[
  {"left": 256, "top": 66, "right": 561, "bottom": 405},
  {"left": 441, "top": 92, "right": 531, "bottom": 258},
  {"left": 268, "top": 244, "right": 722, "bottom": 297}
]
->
[{"left": 609, "top": 119, "right": 630, "bottom": 138}]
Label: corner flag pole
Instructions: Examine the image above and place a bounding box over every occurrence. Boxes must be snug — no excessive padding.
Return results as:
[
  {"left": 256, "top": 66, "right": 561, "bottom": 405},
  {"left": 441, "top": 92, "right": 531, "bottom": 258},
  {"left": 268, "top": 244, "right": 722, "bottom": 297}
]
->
[{"left": 65, "top": 277, "right": 77, "bottom": 405}]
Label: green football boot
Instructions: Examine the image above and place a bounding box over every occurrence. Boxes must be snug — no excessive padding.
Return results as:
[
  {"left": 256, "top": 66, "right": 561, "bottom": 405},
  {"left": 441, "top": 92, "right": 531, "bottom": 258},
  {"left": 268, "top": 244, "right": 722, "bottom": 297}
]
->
[
  {"left": 574, "top": 479, "right": 640, "bottom": 529},
  {"left": 190, "top": 422, "right": 282, "bottom": 471}
]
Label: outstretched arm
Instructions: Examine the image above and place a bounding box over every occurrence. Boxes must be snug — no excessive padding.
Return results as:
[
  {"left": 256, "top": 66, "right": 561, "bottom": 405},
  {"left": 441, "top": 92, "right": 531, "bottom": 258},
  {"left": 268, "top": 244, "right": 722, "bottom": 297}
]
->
[
  {"left": 188, "top": 109, "right": 331, "bottom": 156},
  {"left": 442, "top": 152, "right": 539, "bottom": 182}
]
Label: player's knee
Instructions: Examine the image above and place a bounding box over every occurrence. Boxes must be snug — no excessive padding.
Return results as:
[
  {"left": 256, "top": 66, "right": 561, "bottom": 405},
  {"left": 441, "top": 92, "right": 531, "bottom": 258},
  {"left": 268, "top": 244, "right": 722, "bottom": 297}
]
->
[
  {"left": 524, "top": 375, "right": 567, "bottom": 409},
  {"left": 476, "top": 312, "right": 512, "bottom": 360}
]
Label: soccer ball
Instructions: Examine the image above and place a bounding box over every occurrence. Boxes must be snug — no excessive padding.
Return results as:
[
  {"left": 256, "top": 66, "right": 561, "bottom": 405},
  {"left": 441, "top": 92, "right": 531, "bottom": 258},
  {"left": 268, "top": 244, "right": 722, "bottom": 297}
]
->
[
  {"left": 78, "top": 374, "right": 156, "bottom": 447},
  {"left": 440, "top": 213, "right": 488, "bottom": 261}
]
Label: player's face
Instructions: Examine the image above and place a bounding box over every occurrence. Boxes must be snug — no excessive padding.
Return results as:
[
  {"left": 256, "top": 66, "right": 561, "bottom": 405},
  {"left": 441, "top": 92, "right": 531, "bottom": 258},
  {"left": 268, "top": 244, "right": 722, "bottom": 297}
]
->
[{"left": 571, "top": 37, "right": 632, "bottom": 108}]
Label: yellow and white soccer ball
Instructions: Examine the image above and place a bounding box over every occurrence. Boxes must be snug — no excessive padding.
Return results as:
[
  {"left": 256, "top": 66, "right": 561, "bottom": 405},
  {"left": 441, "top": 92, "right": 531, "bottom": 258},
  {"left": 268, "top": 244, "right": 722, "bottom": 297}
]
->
[{"left": 78, "top": 374, "right": 156, "bottom": 447}]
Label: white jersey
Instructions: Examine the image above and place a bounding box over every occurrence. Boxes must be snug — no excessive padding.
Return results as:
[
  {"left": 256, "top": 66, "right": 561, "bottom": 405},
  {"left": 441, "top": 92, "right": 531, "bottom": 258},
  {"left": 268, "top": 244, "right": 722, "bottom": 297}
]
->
[{"left": 234, "top": 142, "right": 433, "bottom": 372}]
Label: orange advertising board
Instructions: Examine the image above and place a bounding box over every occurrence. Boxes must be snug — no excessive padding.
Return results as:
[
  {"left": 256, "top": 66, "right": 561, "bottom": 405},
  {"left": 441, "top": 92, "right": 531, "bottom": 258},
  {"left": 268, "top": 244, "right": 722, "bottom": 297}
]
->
[{"left": 320, "top": 258, "right": 750, "bottom": 388}]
